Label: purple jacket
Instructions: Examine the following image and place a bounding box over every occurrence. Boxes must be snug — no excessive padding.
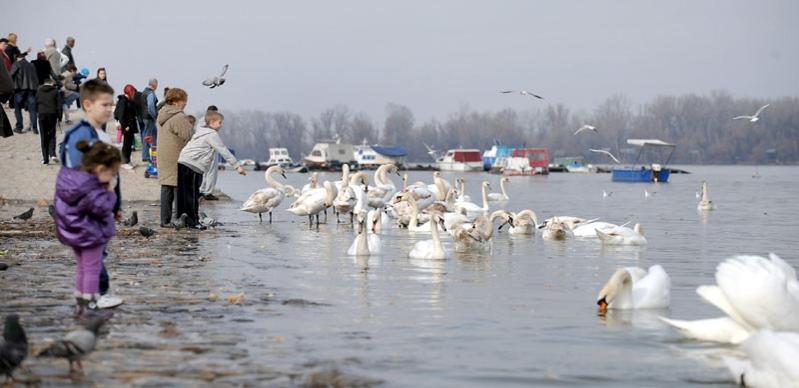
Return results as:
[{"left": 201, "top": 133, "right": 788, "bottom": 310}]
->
[{"left": 54, "top": 167, "right": 117, "bottom": 248}]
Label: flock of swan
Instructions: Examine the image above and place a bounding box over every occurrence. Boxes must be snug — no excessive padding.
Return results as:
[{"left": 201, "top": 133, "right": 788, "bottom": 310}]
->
[{"left": 239, "top": 165, "right": 795, "bottom": 386}]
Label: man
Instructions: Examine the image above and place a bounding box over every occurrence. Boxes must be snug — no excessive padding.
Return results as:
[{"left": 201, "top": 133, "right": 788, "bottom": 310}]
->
[
  {"left": 62, "top": 36, "right": 76, "bottom": 67},
  {"left": 0, "top": 38, "right": 11, "bottom": 71},
  {"left": 139, "top": 78, "right": 158, "bottom": 163},
  {"left": 43, "top": 38, "right": 63, "bottom": 75},
  {"left": 9, "top": 53, "right": 38, "bottom": 134}
]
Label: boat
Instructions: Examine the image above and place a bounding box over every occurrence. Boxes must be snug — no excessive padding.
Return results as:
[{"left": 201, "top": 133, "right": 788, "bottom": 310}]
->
[
  {"left": 553, "top": 156, "right": 590, "bottom": 173},
  {"left": 502, "top": 148, "right": 550, "bottom": 176},
  {"left": 265, "top": 148, "right": 294, "bottom": 166},
  {"left": 303, "top": 137, "right": 357, "bottom": 170},
  {"left": 482, "top": 144, "right": 521, "bottom": 171},
  {"left": 354, "top": 141, "right": 407, "bottom": 169},
  {"left": 611, "top": 139, "right": 676, "bottom": 183},
  {"left": 436, "top": 149, "right": 484, "bottom": 172}
]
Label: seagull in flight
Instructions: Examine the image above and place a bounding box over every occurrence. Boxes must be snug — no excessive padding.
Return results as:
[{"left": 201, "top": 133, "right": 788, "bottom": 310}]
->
[
  {"left": 202, "top": 64, "right": 229, "bottom": 89},
  {"left": 423, "top": 142, "right": 439, "bottom": 159},
  {"left": 589, "top": 149, "right": 621, "bottom": 164},
  {"left": 499, "top": 90, "right": 544, "bottom": 100},
  {"left": 733, "top": 104, "right": 769, "bottom": 122},
  {"left": 574, "top": 124, "right": 597, "bottom": 135}
]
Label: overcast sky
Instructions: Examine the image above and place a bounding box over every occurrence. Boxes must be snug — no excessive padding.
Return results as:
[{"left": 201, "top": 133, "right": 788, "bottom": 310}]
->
[{"left": 7, "top": 0, "right": 798, "bottom": 122}]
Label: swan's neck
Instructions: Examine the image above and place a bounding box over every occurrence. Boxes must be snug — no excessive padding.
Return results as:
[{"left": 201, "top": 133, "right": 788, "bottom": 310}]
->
[
  {"left": 459, "top": 180, "right": 466, "bottom": 195},
  {"left": 266, "top": 170, "right": 284, "bottom": 190},
  {"left": 702, "top": 182, "right": 709, "bottom": 202},
  {"left": 434, "top": 178, "right": 446, "bottom": 201},
  {"left": 500, "top": 179, "right": 508, "bottom": 197},
  {"left": 342, "top": 165, "right": 350, "bottom": 186},
  {"left": 481, "top": 184, "right": 489, "bottom": 210},
  {"left": 430, "top": 217, "right": 444, "bottom": 256},
  {"left": 324, "top": 183, "right": 335, "bottom": 206},
  {"left": 407, "top": 196, "right": 419, "bottom": 227},
  {"left": 356, "top": 223, "right": 369, "bottom": 254},
  {"left": 403, "top": 175, "right": 408, "bottom": 190}
]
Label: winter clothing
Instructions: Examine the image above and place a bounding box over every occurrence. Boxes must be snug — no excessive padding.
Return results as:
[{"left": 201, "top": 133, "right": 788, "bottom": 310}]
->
[
  {"left": 62, "top": 45, "right": 75, "bottom": 67},
  {"left": 140, "top": 87, "right": 157, "bottom": 121},
  {"left": 1, "top": 50, "right": 10, "bottom": 71},
  {"left": 114, "top": 94, "right": 139, "bottom": 163},
  {"left": 10, "top": 58, "right": 38, "bottom": 91},
  {"left": 43, "top": 47, "right": 62, "bottom": 75},
  {"left": 0, "top": 64, "right": 12, "bottom": 138},
  {"left": 177, "top": 163, "right": 203, "bottom": 227},
  {"left": 36, "top": 83, "right": 63, "bottom": 115},
  {"left": 61, "top": 70, "right": 78, "bottom": 92},
  {"left": 12, "top": 92, "right": 36, "bottom": 132},
  {"left": 178, "top": 126, "right": 240, "bottom": 174},
  {"left": 156, "top": 104, "right": 193, "bottom": 186},
  {"left": 72, "top": 245, "right": 104, "bottom": 295},
  {"left": 31, "top": 59, "right": 54, "bottom": 86},
  {"left": 200, "top": 156, "right": 219, "bottom": 195},
  {"left": 4, "top": 44, "right": 21, "bottom": 63},
  {"left": 38, "top": 113, "right": 57, "bottom": 162},
  {"left": 53, "top": 167, "right": 117, "bottom": 248},
  {"left": 60, "top": 120, "right": 99, "bottom": 168},
  {"left": 160, "top": 185, "right": 176, "bottom": 226}
]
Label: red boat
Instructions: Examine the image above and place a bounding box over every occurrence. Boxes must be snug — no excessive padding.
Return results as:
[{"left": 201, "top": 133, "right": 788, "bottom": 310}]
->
[{"left": 502, "top": 148, "right": 550, "bottom": 176}]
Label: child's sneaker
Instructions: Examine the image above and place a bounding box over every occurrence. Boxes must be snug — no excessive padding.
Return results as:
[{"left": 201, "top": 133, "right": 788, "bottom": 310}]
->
[{"left": 97, "top": 294, "right": 124, "bottom": 309}]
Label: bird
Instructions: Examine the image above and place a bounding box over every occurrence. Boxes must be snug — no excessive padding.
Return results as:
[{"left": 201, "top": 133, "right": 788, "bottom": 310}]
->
[
  {"left": 12, "top": 208, "right": 33, "bottom": 221},
  {"left": 574, "top": 125, "right": 597, "bottom": 135},
  {"left": 723, "top": 330, "right": 799, "bottom": 388},
  {"left": 1, "top": 314, "right": 28, "bottom": 384},
  {"left": 240, "top": 166, "right": 288, "bottom": 223},
  {"left": 486, "top": 177, "right": 510, "bottom": 202},
  {"left": 596, "top": 223, "right": 647, "bottom": 246},
  {"left": 644, "top": 189, "right": 655, "bottom": 198},
  {"left": 573, "top": 221, "right": 627, "bottom": 238},
  {"left": 697, "top": 181, "right": 715, "bottom": 211},
  {"left": 201, "top": 64, "right": 229, "bottom": 88},
  {"left": 733, "top": 104, "right": 769, "bottom": 123},
  {"left": 122, "top": 211, "right": 138, "bottom": 227},
  {"left": 200, "top": 212, "right": 222, "bottom": 227},
  {"left": 499, "top": 90, "right": 544, "bottom": 99},
  {"left": 596, "top": 265, "right": 671, "bottom": 314},
  {"left": 603, "top": 190, "right": 613, "bottom": 198},
  {"left": 589, "top": 149, "right": 621, "bottom": 164},
  {"left": 542, "top": 217, "right": 573, "bottom": 241},
  {"left": 408, "top": 214, "right": 449, "bottom": 260},
  {"left": 37, "top": 316, "right": 107, "bottom": 374},
  {"left": 139, "top": 226, "right": 157, "bottom": 238},
  {"left": 661, "top": 253, "right": 799, "bottom": 344},
  {"left": 48, "top": 204, "right": 55, "bottom": 218}
]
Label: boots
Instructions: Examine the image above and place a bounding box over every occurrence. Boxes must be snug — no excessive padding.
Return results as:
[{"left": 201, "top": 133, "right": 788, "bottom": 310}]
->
[{"left": 74, "top": 294, "right": 114, "bottom": 320}]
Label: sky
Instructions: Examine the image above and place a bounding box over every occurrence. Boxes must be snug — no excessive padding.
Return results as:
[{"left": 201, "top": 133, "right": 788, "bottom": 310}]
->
[{"left": 6, "top": 0, "right": 799, "bottom": 122}]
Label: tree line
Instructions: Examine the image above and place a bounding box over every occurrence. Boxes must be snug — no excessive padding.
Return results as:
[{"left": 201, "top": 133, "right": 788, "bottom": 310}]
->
[{"left": 214, "top": 91, "right": 798, "bottom": 164}]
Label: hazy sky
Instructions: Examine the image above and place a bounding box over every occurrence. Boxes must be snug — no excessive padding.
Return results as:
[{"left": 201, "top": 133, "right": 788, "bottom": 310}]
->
[{"left": 7, "top": 0, "right": 799, "bottom": 122}]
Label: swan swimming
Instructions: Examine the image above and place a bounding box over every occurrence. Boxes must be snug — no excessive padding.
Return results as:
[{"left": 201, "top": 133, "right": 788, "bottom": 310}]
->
[
  {"left": 453, "top": 181, "right": 490, "bottom": 215},
  {"left": 240, "top": 166, "right": 287, "bottom": 223},
  {"left": 408, "top": 214, "right": 449, "bottom": 260},
  {"left": 486, "top": 177, "right": 510, "bottom": 202},
  {"left": 542, "top": 217, "right": 574, "bottom": 240},
  {"left": 596, "top": 224, "right": 647, "bottom": 246},
  {"left": 597, "top": 265, "right": 671, "bottom": 313},
  {"left": 697, "top": 181, "right": 715, "bottom": 211},
  {"left": 723, "top": 330, "right": 799, "bottom": 388}
]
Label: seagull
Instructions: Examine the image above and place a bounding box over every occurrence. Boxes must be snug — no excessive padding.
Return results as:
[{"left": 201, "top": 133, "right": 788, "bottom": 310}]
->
[
  {"left": 499, "top": 90, "right": 544, "bottom": 99},
  {"left": 37, "top": 316, "right": 106, "bottom": 374},
  {"left": 12, "top": 208, "right": 33, "bottom": 221},
  {"left": 574, "top": 125, "right": 597, "bottom": 135},
  {"left": 201, "top": 64, "right": 229, "bottom": 89},
  {"left": 589, "top": 149, "right": 621, "bottom": 164},
  {"left": 733, "top": 104, "right": 769, "bottom": 122},
  {"left": 603, "top": 190, "right": 613, "bottom": 198},
  {"left": 423, "top": 143, "right": 439, "bottom": 159},
  {"left": 644, "top": 189, "right": 656, "bottom": 198}
]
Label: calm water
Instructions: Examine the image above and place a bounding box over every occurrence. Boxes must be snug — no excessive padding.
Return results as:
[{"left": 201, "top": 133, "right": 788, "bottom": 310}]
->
[{"left": 202, "top": 166, "right": 798, "bottom": 387}]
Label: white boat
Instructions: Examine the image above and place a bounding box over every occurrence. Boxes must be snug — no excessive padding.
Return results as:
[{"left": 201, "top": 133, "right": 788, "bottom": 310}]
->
[
  {"left": 303, "top": 136, "right": 357, "bottom": 169},
  {"left": 436, "top": 149, "right": 484, "bottom": 172},
  {"left": 265, "top": 148, "right": 293, "bottom": 166},
  {"left": 355, "top": 140, "right": 408, "bottom": 169}
]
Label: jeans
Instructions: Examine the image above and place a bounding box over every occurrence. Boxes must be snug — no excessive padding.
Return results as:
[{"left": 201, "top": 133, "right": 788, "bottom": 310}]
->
[
  {"left": 141, "top": 119, "right": 156, "bottom": 162},
  {"left": 177, "top": 163, "right": 203, "bottom": 227},
  {"left": 38, "top": 113, "right": 57, "bottom": 162},
  {"left": 160, "top": 185, "right": 176, "bottom": 226},
  {"left": 63, "top": 91, "right": 79, "bottom": 121},
  {"left": 13, "top": 91, "right": 37, "bottom": 131}
]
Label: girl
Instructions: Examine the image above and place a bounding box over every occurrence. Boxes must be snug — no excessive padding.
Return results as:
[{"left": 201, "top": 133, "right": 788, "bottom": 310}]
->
[{"left": 54, "top": 140, "right": 121, "bottom": 318}]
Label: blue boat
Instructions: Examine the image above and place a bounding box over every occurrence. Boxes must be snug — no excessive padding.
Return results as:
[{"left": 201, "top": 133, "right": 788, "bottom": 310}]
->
[
  {"left": 611, "top": 139, "right": 676, "bottom": 183},
  {"left": 482, "top": 145, "right": 522, "bottom": 170}
]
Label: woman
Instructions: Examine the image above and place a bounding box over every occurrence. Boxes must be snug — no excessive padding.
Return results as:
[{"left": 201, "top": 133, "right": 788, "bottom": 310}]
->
[
  {"left": 31, "top": 51, "right": 54, "bottom": 86},
  {"left": 95, "top": 67, "right": 108, "bottom": 84},
  {"left": 114, "top": 84, "right": 139, "bottom": 169},
  {"left": 155, "top": 88, "right": 193, "bottom": 227}
]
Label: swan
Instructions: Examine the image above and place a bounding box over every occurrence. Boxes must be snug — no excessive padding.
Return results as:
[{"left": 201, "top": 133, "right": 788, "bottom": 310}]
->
[
  {"left": 408, "top": 214, "right": 449, "bottom": 260},
  {"left": 372, "top": 164, "right": 400, "bottom": 205},
  {"left": 697, "top": 181, "right": 715, "bottom": 211},
  {"left": 573, "top": 221, "right": 627, "bottom": 238},
  {"left": 423, "top": 188, "right": 457, "bottom": 215},
  {"left": 287, "top": 181, "right": 335, "bottom": 226},
  {"left": 491, "top": 209, "right": 539, "bottom": 235},
  {"left": 402, "top": 192, "right": 444, "bottom": 233},
  {"left": 540, "top": 216, "right": 595, "bottom": 231},
  {"left": 596, "top": 265, "right": 671, "bottom": 313},
  {"left": 487, "top": 177, "right": 510, "bottom": 201},
  {"left": 723, "top": 330, "right": 799, "bottom": 388},
  {"left": 596, "top": 224, "right": 647, "bottom": 246},
  {"left": 451, "top": 215, "right": 493, "bottom": 252},
  {"left": 302, "top": 172, "right": 319, "bottom": 194},
  {"left": 427, "top": 172, "right": 451, "bottom": 201},
  {"left": 455, "top": 178, "right": 472, "bottom": 203},
  {"left": 453, "top": 181, "right": 490, "bottom": 215},
  {"left": 240, "top": 166, "right": 287, "bottom": 223},
  {"left": 661, "top": 253, "right": 799, "bottom": 344},
  {"left": 333, "top": 171, "right": 365, "bottom": 223},
  {"left": 281, "top": 184, "right": 300, "bottom": 198},
  {"left": 542, "top": 217, "right": 573, "bottom": 240},
  {"left": 348, "top": 199, "right": 381, "bottom": 256},
  {"left": 367, "top": 208, "right": 389, "bottom": 234}
]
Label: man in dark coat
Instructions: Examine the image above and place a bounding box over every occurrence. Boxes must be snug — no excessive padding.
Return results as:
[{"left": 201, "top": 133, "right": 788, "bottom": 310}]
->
[
  {"left": 36, "top": 77, "right": 62, "bottom": 163},
  {"left": 9, "top": 53, "right": 39, "bottom": 133},
  {"left": 0, "top": 60, "right": 13, "bottom": 138},
  {"left": 62, "top": 37, "right": 76, "bottom": 67}
]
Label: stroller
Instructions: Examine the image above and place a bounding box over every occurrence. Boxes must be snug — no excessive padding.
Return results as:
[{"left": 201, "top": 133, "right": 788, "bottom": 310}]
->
[{"left": 143, "top": 134, "right": 158, "bottom": 178}]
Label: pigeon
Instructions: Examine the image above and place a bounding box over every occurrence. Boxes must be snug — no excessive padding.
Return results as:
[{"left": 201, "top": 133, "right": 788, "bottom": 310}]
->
[
  {"left": 1, "top": 314, "right": 28, "bottom": 383},
  {"left": 589, "top": 149, "right": 621, "bottom": 164},
  {"left": 172, "top": 214, "right": 189, "bottom": 229},
  {"left": 37, "top": 316, "right": 106, "bottom": 374},
  {"left": 122, "top": 211, "right": 138, "bottom": 227},
  {"left": 200, "top": 212, "right": 222, "bottom": 227},
  {"left": 574, "top": 124, "right": 597, "bottom": 135},
  {"left": 499, "top": 90, "right": 544, "bottom": 99},
  {"left": 48, "top": 205, "right": 54, "bottom": 218},
  {"left": 12, "top": 208, "right": 33, "bottom": 221},
  {"left": 139, "top": 226, "right": 156, "bottom": 238},
  {"left": 201, "top": 64, "right": 229, "bottom": 89},
  {"left": 733, "top": 104, "right": 769, "bottom": 123}
]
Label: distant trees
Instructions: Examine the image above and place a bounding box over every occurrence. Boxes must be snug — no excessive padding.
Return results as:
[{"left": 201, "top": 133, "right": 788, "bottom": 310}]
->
[{"left": 216, "top": 92, "right": 799, "bottom": 164}]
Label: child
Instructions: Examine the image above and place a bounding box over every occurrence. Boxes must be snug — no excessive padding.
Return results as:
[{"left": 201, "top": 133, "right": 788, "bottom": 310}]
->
[
  {"left": 54, "top": 140, "right": 121, "bottom": 318},
  {"left": 35, "top": 76, "right": 62, "bottom": 164},
  {"left": 176, "top": 110, "right": 245, "bottom": 228}
]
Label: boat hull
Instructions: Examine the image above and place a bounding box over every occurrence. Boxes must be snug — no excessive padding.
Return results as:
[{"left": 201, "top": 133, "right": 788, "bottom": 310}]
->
[
  {"left": 436, "top": 161, "right": 484, "bottom": 172},
  {"left": 612, "top": 167, "right": 670, "bottom": 182}
]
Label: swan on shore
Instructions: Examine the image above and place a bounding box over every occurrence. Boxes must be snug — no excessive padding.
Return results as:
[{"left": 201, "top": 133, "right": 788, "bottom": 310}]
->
[
  {"left": 287, "top": 181, "right": 336, "bottom": 226},
  {"left": 240, "top": 166, "right": 287, "bottom": 223}
]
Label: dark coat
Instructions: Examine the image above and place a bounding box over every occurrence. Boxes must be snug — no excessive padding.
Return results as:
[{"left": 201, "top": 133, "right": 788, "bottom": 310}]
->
[
  {"left": 36, "top": 83, "right": 63, "bottom": 116},
  {"left": 31, "top": 59, "right": 54, "bottom": 86},
  {"left": 62, "top": 45, "right": 75, "bottom": 67},
  {"left": 54, "top": 167, "right": 117, "bottom": 248},
  {"left": 114, "top": 95, "right": 139, "bottom": 133},
  {"left": 0, "top": 64, "right": 13, "bottom": 138},
  {"left": 10, "top": 59, "right": 38, "bottom": 91}
]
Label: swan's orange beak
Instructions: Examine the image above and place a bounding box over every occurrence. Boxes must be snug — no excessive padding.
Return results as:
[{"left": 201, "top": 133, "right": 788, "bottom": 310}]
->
[{"left": 597, "top": 298, "right": 608, "bottom": 314}]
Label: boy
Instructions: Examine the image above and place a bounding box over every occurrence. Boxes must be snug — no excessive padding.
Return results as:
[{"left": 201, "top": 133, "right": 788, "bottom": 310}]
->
[
  {"left": 60, "top": 79, "right": 124, "bottom": 310},
  {"left": 176, "top": 110, "right": 245, "bottom": 228},
  {"left": 199, "top": 105, "right": 220, "bottom": 200},
  {"left": 35, "top": 76, "right": 62, "bottom": 164}
]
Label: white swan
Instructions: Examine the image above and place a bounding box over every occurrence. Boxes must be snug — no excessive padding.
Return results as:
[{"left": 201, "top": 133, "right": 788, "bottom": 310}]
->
[
  {"left": 487, "top": 177, "right": 510, "bottom": 201},
  {"left": 287, "top": 181, "right": 335, "bottom": 226},
  {"left": 367, "top": 208, "right": 388, "bottom": 234},
  {"left": 540, "top": 216, "right": 593, "bottom": 231},
  {"left": 573, "top": 221, "right": 627, "bottom": 238},
  {"left": 453, "top": 181, "right": 490, "bottom": 214},
  {"left": 597, "top": 265, "right": 671, "bottom": 313},
  {"left": 661, "top": 253, "right": 799, "bottom": 344},
  {"left": 348, "top": 198, "right": 381, "bottom": 256},
  {"left": 333, "top": 170, "right": 365, "bottom": 223},
  {"left": 408, "top": 215, "right": 449, "bottom": 260},
  {"left": 697, "top": 181, "right": 715, "bottom": 211},
  {"left": 402, "top": 193, "right": 444, "bottom": 233},
  {"left": 427, "top": 172, "right": 451, "bottom": 201},
  {"left": 240, "top": 166, "right": 287, "bottom": 223},
  {"left": 542, "top": 217, "right": 573, "bottom": 240},
  {"left": 501, "top": 209, "right": 539, "bottom": 235},
  {"left": 455, "top": 178, "right": 472, "bottom": 203},
  {"left": 723, "top": 330, "right": 799, "bottom": 388},
  {"left": 302, "top": 172, "right": 319, "bottom": 194},
  {"left": 451, "top": 215, "right": 493, "bottom": 252},
  {"left": 596, "top": 224, "right": 647, "bottom": 246},
  {"left": 281, "top": 184, "right": 300, "bottom": 198}
]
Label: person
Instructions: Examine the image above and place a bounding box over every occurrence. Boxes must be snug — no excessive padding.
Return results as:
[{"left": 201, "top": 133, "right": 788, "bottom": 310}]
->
[
  {"left": 114, "top": 84, "right": 139, "bottom": 169},
  {"left": 62, "top": 37, "right": 76, "bottom": 67},
  {"left": 60, "top": 79, "right": 124, "bottom": 310},
  {"left": 43, "top": 38, "right": 64, "bottom": 75},
  {"left": 0, "top": 38, "right": 12, "bottom": 71},
  {"left": 177, "top": 110, "right": 245, "bottom": 228},
  {"left": 54, "top": 140, "right": 120, "bottom": 319},
  {"left": 0, "top": 59, "right": 13, "bottom": 138},
  {"left": 95, "top": 67, "right": 108, "bottom": 84},
  {"left": 9, "top": 53, "right": 38, "bottom": 134},
  {"left": 31, "top": 51, "right": 55, "bottom": 87},
  {"left": 198, "top": 105, "right": 220, "bottom": 200},
  {"left": 61, "top": 64, "right": 80, "bottom": 123},
  {"left": 186, "top": 115, "right": 196, "bottom": 128},
  {"left": 35, "top": 76, "right": 62, "bottom": 164},
  {"left": 156, "top": 87, "right": 169, "bottom": 113},
  {"left": 4, "top": 33, "right": 31, "bottom": 64},
  {"left": 156, "top": 88, "right": 193, "bottom": 227},
  {"left": 139, "top": 78, "right": 158, "bottom": 163}
]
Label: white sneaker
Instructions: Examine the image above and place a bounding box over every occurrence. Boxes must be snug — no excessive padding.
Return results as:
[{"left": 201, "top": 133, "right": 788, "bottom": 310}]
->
[
  {"left": 121, "top": 164, "right": 134, "bottom": 170},
  {"left": 97, "top": 294, "right": 124, "bottom": 309}
]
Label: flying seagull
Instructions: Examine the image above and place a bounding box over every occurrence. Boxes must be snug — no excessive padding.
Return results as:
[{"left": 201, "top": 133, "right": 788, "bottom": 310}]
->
[
  {"left": 733, "top": 104, "right": 769, "bottom": 122},
  {"left": 574, "top": 125, "right": 597, "bottom": 135},
  {"left": 202, "top": 64, "right": 229, "bottom": 89},
  {"left": 12, "top": 208, "right": 33, "bottom": 221},
  {"left": 499, "top": 90, "right": 544, "bottom": 100},
  {"left": 589, "top": 149, "right": 621, "bottom": 164}
]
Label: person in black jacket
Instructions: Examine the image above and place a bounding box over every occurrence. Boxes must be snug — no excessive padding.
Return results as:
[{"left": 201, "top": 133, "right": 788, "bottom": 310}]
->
[
  {"left": 0, "top": 59, "right": 13, "bottom": 138},
  {"left": 9, "top": 53, "right": 39, "bottom": 133},
  {"left": 31, "top": 51, "right": 55, "bottom": 87},
  {"left": 35, "top": 77, "right": 62, "bottom": 164},
  {"left": 114, "top": 84, "right": 140, "bottom": 167}
]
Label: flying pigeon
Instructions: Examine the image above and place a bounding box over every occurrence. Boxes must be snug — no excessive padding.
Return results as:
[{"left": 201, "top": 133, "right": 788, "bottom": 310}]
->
[
  {"left": 574, "top": 125, "right": 597, "bottom": 135},
  {"left": 1, "top": 314, "right": 28, "bottom": 383},
  {"left": 12, "top": 208, "right": 33, "bottom": 221},
  {"left": 733, "top": 104, "right": 769, "bottom": 122},
  {"left": 122, "top": 211, "right": 138, "bottom": 227},
  {"left": 499, "top": 90, "right": 544, "bottom": 100},
  {"left": 201, "top": 64, "right": 229, "bottom": 89},
  {"left": 37, "top": 316, "right": 106, "bottom": 374},
  {"left": 589, "top": 149, "right": 621, "bottom": 164},
  {"left": 139, "top": 226, "right": 156, "bottom": 238}
]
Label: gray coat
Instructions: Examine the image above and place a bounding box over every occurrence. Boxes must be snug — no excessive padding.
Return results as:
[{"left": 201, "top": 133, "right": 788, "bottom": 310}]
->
[{"left": 178, "top": 126, "right": 239, "bottom": 174}]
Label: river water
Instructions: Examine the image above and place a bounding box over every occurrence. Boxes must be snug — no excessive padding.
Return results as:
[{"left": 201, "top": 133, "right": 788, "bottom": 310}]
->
[{"left": 201, "top": 165, "right": 797, "bottom": 387}]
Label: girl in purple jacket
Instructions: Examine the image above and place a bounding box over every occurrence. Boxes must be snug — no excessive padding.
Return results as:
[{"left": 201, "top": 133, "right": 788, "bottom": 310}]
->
[{"left": 54, "top": 140, "right": 121, "bottom": 318}]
